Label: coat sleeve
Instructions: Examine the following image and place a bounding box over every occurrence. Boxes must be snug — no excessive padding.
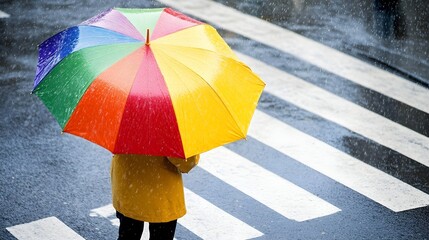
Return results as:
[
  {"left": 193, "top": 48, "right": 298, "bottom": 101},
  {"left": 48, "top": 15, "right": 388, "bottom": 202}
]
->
[{"left": 167, "top": 155, "right": 200, "bottom": 173}]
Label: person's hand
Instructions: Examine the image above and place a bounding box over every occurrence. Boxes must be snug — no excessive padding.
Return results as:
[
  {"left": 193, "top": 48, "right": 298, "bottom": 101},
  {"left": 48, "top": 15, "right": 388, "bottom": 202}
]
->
[{"left": 167, "top": 155, "right": 200, "bottom": 173}]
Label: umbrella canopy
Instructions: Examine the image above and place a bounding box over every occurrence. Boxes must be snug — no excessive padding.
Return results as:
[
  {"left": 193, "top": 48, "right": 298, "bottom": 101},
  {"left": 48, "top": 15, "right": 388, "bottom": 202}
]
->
[{"left": 33, "top": 7, "right": 265, "bottom": 158}]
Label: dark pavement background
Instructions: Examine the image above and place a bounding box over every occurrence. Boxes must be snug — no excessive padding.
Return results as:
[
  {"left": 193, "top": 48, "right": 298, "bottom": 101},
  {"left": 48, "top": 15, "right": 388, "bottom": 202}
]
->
[{"left": 1, "top": 1, "right": 429, "bottom": 239}]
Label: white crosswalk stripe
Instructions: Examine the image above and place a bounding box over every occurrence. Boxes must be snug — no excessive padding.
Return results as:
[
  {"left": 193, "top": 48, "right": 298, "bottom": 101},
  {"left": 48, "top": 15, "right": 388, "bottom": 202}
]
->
[
  {"left": 181, "top": 188, "right": 264, "bottom": 239},
  {"left": 6, "top": 217, "right": 85, "bottom": 240},
  {"left": 0, "top": 10, "right": 10, "bottom": 18},
  {"left": 89, "top": 204, "right": 118, "bottom": 226},
  {"left": 200, "top": 148, "right": 341, "bottom": 221}
]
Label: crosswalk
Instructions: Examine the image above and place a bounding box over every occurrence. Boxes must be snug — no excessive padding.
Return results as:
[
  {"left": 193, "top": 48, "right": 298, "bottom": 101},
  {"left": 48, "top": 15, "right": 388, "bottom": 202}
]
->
[
  {"left": 239, "top": 52, "right": 429, "bottom": 168},
  {"left": 250, "top": 110, "right": 429, "bottom": 212},
  {"left": 6, "top": 1, "right": 429, "bottom": 239}
]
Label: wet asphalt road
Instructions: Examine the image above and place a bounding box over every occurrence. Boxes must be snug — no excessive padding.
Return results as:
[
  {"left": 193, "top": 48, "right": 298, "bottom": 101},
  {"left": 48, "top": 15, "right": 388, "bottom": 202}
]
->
[
  {"left": 218, "top": 0, "right": 429, "bottom": 86},
  {"left": 1, "top": 0, "right": 429, "bottom": 240}
]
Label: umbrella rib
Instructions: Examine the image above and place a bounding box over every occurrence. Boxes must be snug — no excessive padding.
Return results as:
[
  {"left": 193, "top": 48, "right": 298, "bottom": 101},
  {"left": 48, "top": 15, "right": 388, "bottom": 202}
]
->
[
  {"left": 151, "top": 22, "right": 201, "bottom": 41},
  {"left": 156, "top": 51, "right": 202, "bottom": 155},
  {"left": 154, "top": 47, "right": 245, "bottom": 137},
  {"left": 62, "top": 66, "right": 108, "bottom": 131},
  {"left": 68, "top": 42, "right": 143, "bottom": 55},
  {"left": 158, "top": 66, "right": 187, "bottom": 157},
  {"left": 59, "top": 44, "right": 142, "bottom": 130},
  {"left": 35, "top": 42, "right": 143, "bottom": 91},
  {"left": 137, "top": 47, "right": 189, "bottom": 156},
  {"left": 110, "top": 62, "right": 141, "bottom": 154},
  {"left": 45, "top": 64, "right": 85, "bottom": 130},
  {"left": 37, "top": 37, "right": 140, "bottom": 71},
  {"left": 153, "top": 43, "right": 241, "bottom": 65},
  {"left": 82, "top": 20, "right": 144, "bottom": 41}
]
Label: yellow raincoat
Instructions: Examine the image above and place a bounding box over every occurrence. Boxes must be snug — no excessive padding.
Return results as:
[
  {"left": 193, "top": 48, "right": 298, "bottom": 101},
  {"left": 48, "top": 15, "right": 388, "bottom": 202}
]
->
[{"left": 111, "top": 154, "right": 199, "bottom": 223}]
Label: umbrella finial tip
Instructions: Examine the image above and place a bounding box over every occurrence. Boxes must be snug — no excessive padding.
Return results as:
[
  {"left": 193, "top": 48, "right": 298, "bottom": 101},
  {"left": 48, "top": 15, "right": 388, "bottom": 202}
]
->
[{"left": 145, "top": 29, "right": 150, "bottom": 45}]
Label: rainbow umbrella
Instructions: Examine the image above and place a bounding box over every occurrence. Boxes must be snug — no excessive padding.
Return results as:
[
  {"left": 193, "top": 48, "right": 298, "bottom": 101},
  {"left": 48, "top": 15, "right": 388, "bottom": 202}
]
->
[{"left": 33, "top": 7, "right": 265, "bottom": 158}]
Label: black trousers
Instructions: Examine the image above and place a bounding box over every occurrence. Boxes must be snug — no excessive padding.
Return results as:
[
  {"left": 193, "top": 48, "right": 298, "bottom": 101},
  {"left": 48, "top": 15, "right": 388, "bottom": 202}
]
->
[{"left": 116, "top": 211, "right": 177, "bottom": 240}]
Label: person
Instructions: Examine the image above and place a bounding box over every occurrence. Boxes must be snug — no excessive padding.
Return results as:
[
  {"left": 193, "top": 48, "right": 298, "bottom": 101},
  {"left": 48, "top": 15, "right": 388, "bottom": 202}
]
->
[{"left": 111, "top": 154, "right": 200, "bottom": 240}]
